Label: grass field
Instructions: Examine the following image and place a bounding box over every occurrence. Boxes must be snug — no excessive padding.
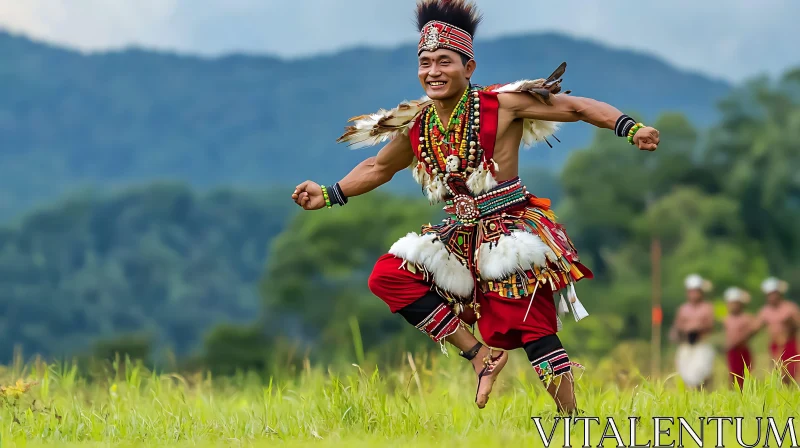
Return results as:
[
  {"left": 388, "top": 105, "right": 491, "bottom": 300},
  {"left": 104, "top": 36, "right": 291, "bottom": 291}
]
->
[{"left": 1, "top": 343, "right": 799, "bottom": 448}]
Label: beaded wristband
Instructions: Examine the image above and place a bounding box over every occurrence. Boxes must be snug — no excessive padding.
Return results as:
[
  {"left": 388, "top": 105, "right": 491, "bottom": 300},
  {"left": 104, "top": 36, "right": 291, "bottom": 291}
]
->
[
  {"left": 320, "top": 185, "right": 332, "bottom": 208},
  {"left": 627, "top": 123, "right": 645, "bottom": 145}
]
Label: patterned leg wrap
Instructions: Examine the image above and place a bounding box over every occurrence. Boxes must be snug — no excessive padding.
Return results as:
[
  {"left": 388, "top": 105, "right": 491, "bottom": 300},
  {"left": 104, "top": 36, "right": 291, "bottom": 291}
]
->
[
  {"left": 530, "top": 348, "right": 573, "bottom": 382},
  {"left": 416, "top": 303, "right": 461, "bottom": 342},
  {"left": 524, "top": 334, "right": 581, "bottom": 384},
  {"left": 398, "top": 292, "right": 461, "bottom": 343}
]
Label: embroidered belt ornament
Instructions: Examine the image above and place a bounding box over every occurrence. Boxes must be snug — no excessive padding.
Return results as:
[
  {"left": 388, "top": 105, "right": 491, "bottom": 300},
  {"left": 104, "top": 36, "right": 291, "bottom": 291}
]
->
[{"left": 447, "top": 194, "right": 479, "bottom": 222}]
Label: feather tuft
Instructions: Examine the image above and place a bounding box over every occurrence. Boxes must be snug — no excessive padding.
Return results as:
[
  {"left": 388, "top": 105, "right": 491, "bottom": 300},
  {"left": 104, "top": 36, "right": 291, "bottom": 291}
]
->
[
  {"left": 491, "top": 62, "right": 568, "bottom": 149},
  {"left": 425, "top": 176, "right": 448, "bottom": 204},
  {"left": 337, "top": 97, "right": 431, "bottom": 149},
  {"left": 466, "top": 161, "right": 498, "bottom": 195}
]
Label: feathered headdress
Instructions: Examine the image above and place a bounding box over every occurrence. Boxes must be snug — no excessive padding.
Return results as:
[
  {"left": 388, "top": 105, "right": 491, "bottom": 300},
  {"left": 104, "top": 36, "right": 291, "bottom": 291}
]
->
[{"left": 416, "top": 0, "right": 483, "bottom": 60}]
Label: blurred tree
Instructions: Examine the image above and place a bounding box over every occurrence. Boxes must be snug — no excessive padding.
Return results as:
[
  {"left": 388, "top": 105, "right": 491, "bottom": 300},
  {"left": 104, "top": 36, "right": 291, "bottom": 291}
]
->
[
  {"left": 261, "top": 191, "right": 439, "bottom": 360},
  {"left": 602, "top": 187, "right": 769, "bottom": 338},
  {"left": 199, "top": 323, "right": 272, "bottom": 376},
  {"left": 91, "top": 332, "right": 154, "bottom": 362},
  {"left": 557, "top": 112, "right": 709, "bottom": 278},
  {"left": 704, "top": 72, "right": 800, "bottom": 277},
  {"left": 518, "top": 166, "right": 563, "bottom": 204},
  {"left": 0, "top": 183, "right": 295, "bottom": 363}
]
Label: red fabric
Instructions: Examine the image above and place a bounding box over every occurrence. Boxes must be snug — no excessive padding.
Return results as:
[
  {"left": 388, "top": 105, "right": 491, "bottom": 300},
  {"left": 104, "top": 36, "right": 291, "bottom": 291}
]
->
[
  {"left": 476, "top": 288, "right": 558, "bottom": 350},
  {"left": 409, "top": 115, "right": 423, "bottom": 161},
  {"left": 769, "top": 338, "right": 799, "bottom": 378},
  {"left": 478, "top": 90, "right": 499, "bottom": 164},
  {"left": 368, "top": 254, "right": 433, "bottom": 313},
  {"left": 368, "top": 253, "right": 557, "bottom": 350},
  {"left": 726, "top": 346, "right": 752, "bottom": 389}
]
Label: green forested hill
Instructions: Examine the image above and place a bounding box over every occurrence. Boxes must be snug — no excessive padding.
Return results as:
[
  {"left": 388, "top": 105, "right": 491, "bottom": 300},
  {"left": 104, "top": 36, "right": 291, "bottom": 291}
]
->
[
  {"left": 0, "top": 183, "right": 294, "bottom": 362},
  {"left": 0, "top": 30, "right": 730, "bottom": 218}
]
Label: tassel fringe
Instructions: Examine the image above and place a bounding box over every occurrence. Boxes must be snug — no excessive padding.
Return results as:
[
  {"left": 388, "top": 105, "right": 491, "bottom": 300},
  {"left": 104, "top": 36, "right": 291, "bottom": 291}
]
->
[
  {"left": 567, "top": 283, "right": 589, "bottom": 322},
  {"left": 558, "top": 294, "right": 570, "bottom": 314}
]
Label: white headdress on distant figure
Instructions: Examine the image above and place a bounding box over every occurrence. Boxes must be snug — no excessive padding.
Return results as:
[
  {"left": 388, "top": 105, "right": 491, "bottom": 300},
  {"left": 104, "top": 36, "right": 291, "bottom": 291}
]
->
[
  {"left": 724, "top": 286, "right": 751, "bottom": 304},
  {"left": 761, "top": 277, "right": 789, "bottom": 295},
  {"left": 685, "top": 274, "right": 713, "bottom": 293}
]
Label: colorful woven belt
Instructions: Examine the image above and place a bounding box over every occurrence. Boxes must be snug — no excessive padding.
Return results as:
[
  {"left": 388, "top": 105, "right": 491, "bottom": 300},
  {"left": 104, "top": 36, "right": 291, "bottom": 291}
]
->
[{"left": 444, "top": 177, "right": 527, "bottom": 223}]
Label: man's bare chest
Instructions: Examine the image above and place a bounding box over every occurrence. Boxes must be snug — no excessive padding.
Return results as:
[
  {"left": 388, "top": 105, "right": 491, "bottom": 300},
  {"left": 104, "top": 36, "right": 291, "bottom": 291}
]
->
[
  {"left": 682, "top": 305, "right": 711, "bottom": 321},
  {"left": 725, "top": 315, "right": 749, "bottom": 331},
  {"left": 763, "top": 309, "right": 793, "bottom": 326}
]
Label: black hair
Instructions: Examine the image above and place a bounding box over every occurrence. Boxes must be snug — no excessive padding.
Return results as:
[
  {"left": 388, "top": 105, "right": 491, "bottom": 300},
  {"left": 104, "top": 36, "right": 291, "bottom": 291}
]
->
[{"left": 415, "top": 0, "right": 483, "bottom": 38}]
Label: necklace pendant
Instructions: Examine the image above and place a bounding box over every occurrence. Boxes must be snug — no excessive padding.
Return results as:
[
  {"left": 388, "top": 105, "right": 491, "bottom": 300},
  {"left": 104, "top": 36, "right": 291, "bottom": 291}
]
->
[{"left": 446, "top": 155, "right": 461, "bottom": 173}]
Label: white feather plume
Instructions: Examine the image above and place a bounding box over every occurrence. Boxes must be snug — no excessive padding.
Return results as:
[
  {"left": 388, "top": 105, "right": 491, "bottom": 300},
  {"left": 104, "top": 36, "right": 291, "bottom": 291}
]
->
[
  {"left": 425, "top": 176, "right": 448, "bottom": 204},
  {"left": 411, "top": 161, "right": 430, "bottom": 188},
  {"left": 521, "top": 119, "right": 559, "bottom": 147},
  {"left": 388, "top": 233, "right": 474, "bottom": 298},
  {"left": 466, "top": 162, "right": 498, "bottom": 195},
  {"left": 476, "top": 231, "right": 557, "bottom": 280}
]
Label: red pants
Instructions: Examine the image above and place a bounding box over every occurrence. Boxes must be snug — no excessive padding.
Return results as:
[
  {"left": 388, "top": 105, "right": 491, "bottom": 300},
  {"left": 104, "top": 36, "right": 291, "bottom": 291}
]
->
[
  {"left": 368, "top": 254, "right": 557, "bottom": 350},
  {"left": 770, "top": 338, "right": 799, "bottom": 379},
  {"left": 726, "top": 346, "right": 752, "bottom": 389}
]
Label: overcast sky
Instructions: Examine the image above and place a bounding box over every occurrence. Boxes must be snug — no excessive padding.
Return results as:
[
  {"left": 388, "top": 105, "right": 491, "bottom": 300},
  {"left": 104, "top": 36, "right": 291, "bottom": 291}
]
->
[{"left": 0, "top": 0, "right": 797, "bottom": 83}]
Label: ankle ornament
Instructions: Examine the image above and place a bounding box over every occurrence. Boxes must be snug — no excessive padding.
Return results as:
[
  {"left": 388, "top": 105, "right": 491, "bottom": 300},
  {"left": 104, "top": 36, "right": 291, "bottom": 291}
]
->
[{"left": 459, "top": 342, "right": 483, "bottom": 361}]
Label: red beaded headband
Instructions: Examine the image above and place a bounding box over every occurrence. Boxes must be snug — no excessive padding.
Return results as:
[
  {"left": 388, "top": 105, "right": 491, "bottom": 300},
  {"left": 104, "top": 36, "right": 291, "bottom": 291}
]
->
[{"left": 418, "top": 20, "right": 474, "bottom": 60}]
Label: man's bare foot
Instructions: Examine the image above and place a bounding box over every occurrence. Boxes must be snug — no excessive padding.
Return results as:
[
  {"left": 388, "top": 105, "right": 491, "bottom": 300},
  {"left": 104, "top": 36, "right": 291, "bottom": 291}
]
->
[{"left": 472, "top": 346, "right": 508, "bottom": 408}]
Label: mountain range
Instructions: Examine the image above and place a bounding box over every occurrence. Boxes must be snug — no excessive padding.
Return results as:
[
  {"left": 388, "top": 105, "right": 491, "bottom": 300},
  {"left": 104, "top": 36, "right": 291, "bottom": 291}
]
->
[{"left": 0, "top": 30, "right": 732, "bottom": 218}]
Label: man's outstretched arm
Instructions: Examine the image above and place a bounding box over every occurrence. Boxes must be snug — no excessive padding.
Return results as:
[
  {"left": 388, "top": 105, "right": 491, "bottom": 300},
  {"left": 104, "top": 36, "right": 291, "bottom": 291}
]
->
[
  {"left": 291, "top": 134, "right": 414, "bottom": 210},
  {"left": 498, "top": 93, "right": 660, "bottom": 151}
]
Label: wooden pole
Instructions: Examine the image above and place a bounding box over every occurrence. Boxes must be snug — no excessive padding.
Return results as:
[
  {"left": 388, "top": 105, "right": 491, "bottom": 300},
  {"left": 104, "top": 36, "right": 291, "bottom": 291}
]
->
[{"left": 651, "top": 237, "right": 662, "bottom": 379}]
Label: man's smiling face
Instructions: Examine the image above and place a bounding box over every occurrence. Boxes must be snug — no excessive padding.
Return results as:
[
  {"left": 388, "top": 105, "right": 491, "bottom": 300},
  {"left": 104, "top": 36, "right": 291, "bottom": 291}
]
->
[{"left": 418, "top": 48, "right": 475, "bottom": 100}]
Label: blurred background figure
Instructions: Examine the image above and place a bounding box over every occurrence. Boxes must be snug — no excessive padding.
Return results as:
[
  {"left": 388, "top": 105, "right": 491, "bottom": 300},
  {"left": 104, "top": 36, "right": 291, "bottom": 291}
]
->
[
  {"left": 751, "top": 278, "right": 800, "bottom": 384},
  {"left": 669, "top": 274, "right": 715, "bottom": 389},
  {"left": 722, "top": 286, "right": 754, "bottom": 389}
]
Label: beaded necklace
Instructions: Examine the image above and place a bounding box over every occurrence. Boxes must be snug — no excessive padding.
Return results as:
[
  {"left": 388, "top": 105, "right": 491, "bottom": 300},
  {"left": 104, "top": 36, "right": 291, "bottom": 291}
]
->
[{"left": 417, "top": 86, "right": 483, "bottom": 181}]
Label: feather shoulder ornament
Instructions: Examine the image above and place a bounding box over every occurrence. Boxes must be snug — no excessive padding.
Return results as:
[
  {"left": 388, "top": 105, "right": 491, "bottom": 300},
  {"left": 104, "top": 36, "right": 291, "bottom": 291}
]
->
[
  {"left": 490, "top": 62, "right": 568, "bottom": 148},
  {"left": 336, "top": 97, "right": 432, "bottom": 149}
]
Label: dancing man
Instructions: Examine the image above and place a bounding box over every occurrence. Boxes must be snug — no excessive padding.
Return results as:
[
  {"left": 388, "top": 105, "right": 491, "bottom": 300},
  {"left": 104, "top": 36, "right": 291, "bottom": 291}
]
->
[
  {"left": 722, "top": 287, "right": 755, "bottom": 389},
  {"left": 668, "top": 274, "right": 716, "bottom": 389},
  {"left": 291, "top": 0, "right": 659, "bottom": 413},
  {"left": 751, "top": 277, "right": 800, "bottom": 384}
]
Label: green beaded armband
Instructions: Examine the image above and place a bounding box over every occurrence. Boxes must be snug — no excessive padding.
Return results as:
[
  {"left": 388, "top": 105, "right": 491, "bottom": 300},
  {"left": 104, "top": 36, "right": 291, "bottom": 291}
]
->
[
  {"left": 320, "top": 185, "right": 332, "bottom": 208},
  {"left": 627, "top": 122, "right": 645, "bottom": 145}
]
